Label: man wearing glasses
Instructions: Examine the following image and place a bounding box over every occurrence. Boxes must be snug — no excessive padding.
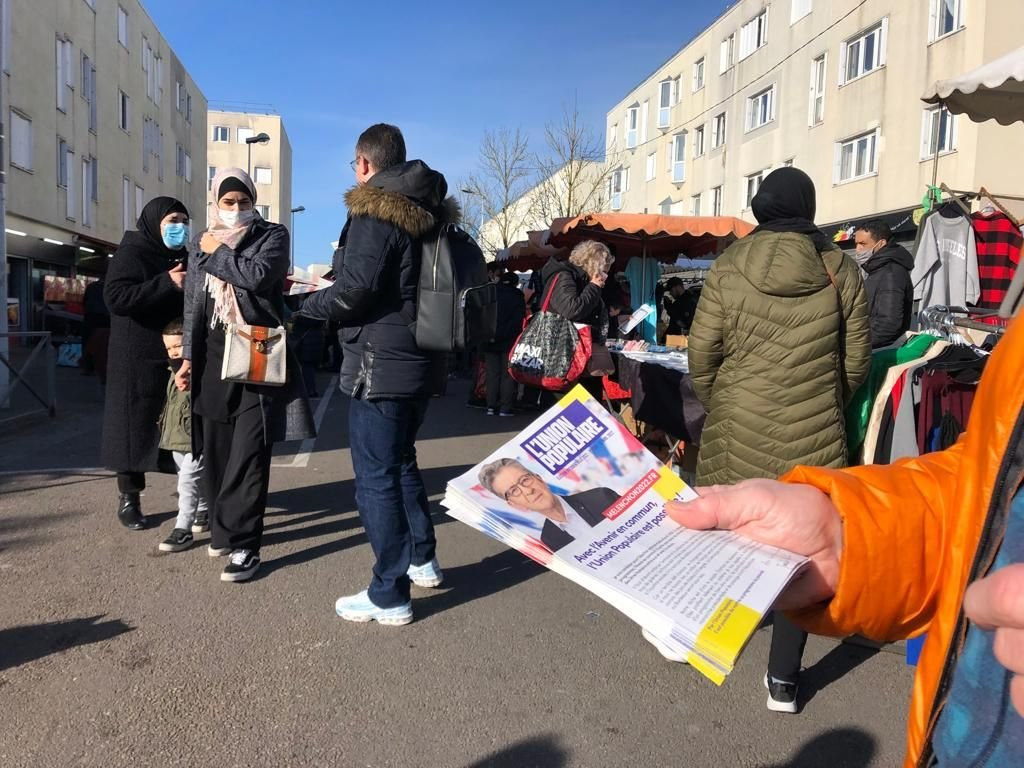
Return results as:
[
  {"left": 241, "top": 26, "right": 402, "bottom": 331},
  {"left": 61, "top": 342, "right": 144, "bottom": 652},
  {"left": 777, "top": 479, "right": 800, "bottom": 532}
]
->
[{"left": 478, "top": 458, "right": 618, "bottom": 552}]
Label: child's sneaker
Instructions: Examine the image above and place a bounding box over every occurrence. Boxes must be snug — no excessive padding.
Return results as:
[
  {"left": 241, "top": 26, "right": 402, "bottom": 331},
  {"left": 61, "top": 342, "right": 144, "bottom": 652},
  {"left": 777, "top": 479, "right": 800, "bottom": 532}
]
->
[{"left": 158, "top": 528, "right": 194, "bottom": 553}]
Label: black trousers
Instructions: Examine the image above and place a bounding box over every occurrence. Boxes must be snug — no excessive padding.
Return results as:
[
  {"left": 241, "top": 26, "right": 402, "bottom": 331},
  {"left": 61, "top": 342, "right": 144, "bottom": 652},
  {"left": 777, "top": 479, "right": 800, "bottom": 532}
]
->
[
  {"left": 116, "top": 472, "right": 145, "bottom": 494},
  {"left": 201, "top": 407, "right": 273, "bottom": 552},
  {"left": 484, "top": 348, "right": 516, "bottom": 412},
  {"left": 768, "top": 612, "right": 809, "bottom": 683}
]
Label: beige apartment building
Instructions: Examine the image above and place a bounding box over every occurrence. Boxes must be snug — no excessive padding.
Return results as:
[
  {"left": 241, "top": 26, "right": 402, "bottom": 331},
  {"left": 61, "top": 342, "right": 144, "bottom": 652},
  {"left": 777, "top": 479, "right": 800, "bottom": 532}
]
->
[
  {"left": 206, "top": 110, "right": 292, "bottom": 227},
  {"left": 606, "top": 0, "right": 1024, "bottom": 241},
  {"left": 3, "top": 0, "right": 207, "bottom": 331}
]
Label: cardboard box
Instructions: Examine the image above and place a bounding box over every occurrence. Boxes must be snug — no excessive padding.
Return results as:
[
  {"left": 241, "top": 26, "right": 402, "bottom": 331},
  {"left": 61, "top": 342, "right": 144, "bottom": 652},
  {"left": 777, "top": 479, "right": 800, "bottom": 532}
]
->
[{"left": 665, "top": 334, "right": 688, "bottom": 349}]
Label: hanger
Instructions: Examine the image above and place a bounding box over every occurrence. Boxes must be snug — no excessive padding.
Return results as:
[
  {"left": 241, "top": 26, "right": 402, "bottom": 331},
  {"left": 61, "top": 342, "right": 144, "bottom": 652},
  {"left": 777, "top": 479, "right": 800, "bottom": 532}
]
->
[
  {"left": 939, "top": 183, "right": 974, "bottom": 218},
  {"left": 978, "top": 186, "right": 1021, "bottom": 227}
]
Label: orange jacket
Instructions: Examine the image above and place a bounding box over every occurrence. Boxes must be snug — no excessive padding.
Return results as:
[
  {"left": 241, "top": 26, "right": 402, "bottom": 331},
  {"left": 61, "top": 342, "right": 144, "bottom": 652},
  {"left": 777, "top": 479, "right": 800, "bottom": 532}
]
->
[{"left": 782, "top": 316, "right": 1024, "bottom": 768}]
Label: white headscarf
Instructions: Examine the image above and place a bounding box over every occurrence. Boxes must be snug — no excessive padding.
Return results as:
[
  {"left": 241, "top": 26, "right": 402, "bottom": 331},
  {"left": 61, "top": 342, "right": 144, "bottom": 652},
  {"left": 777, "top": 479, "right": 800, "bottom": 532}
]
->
[{"left": 205, "top": 168, "right": 261, "bottom": 328}]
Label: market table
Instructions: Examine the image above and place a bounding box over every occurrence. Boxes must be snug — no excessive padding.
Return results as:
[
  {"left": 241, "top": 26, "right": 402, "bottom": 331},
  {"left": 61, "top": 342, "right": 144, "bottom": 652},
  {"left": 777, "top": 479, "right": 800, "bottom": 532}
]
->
[{"left": 612, "top": 353, "right": 706, "bottom": 445}]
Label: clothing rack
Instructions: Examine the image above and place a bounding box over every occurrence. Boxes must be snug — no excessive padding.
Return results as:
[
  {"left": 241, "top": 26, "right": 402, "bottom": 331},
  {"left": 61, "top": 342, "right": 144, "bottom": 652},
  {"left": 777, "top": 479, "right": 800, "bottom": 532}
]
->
[
  {"left": 919, "top": 305, "right": 1007, "bottom": 342},
  {"left": 933, "top": 185, "right": 1023, "bottom": 226}
]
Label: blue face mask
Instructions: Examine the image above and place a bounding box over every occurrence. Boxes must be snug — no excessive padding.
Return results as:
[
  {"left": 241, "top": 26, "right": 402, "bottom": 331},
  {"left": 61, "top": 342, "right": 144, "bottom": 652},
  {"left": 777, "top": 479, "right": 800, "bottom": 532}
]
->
[{"left": 162, "top": 222, "right": 189, "bottom": 250}]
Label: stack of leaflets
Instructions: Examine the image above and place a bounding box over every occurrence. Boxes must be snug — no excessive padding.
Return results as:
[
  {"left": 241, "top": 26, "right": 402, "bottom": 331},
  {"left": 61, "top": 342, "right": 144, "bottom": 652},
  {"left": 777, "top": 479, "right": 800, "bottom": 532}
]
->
[{"left": 444, "top": 385, "right": 809, "bottom": 684}]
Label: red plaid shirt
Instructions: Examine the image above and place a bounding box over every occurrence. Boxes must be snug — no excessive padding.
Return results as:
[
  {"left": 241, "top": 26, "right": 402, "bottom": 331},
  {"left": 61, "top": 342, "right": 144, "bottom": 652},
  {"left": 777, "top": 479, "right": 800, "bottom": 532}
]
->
[{"left": 971, "top": 212, "right": 1021, "bottom": 310}]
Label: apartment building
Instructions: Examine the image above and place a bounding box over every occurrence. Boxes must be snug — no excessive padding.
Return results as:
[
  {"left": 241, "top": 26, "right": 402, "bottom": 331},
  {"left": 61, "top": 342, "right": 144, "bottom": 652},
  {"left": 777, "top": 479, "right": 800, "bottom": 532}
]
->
[
  {"left": 206, "top": 110, "right": 292, "bottom": 227},
  {"left": 3, "top": 0, "right": 207, "bottom": 331},
  {"left": 605, "top": 0, "right": 1024, "bottom": 239}
]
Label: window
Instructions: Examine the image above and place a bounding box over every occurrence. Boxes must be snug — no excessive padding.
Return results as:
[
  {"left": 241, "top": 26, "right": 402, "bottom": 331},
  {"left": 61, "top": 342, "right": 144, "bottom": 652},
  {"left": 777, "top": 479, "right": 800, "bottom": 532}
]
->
[
  {"left": 122, "top": 177, "right": 132, "bottom": 232},
  {"left": 746, "top": 86, "right": 775, "bottom": 132},
  {"left": 2, "top": 0, "right": 10, "bottom": 73},
  {"left": 711, "top": 112, "right": 727, "bottom": 148},
  {"left": 841, "top": 20, "right": 887, "bottom": 84},
  {"left": 176, "top": 144, "right": 185, "bottom": 177},
  {"left": 691, "top": 193, "right": 702, "bottom": 216},
  {"left": 256, "top": 205, "right": 270, "bottom": 220},
  {"left": 929, "top": 0, "right": 965, "bottom": 42},
  {"left": 185, "top": 94, "right": 193, "bottom": 123},
  {"left": 640, "top": 100, "right": 649, "bottom": 144},
  {"left": 626, "top": 106, "right": 639, "bottom": 149},
  {"left": 921, "top": 106, "right": 958, "bottom": 159},
  {"left": 835, "top": 129, "right": 879, "bottom": 183},
  {"left": 176, "top": 81, "right": 183, "bottom": 111},
  {"left": 208, "top": 166, "right": 217, "bottom": 190},
  {"left": 135, "top": 185, "right": 145, "bottom": 220},
  {"left": 57, "top": 139, "right": 69, "bottom": 186},
  {"left": 81, "top": 54, "right": 97, "bottom": 131},
  {"left": 184, "top": 153, "right": 192, "bottom": 183},
  {"left": 254, "top": 166, "right": 272, "bottom": 185},
  {"left": 658, "top": 80, "right": 673, "bottom": 128},
  {"left": 610, "top": 168, "right": 624, "bottom": 211},
  {"left": 83, "top": 0, "right": 95, "bottom": 8},
  {"left": 693, "top": 57, "right": 705, "bottom": 91},
  {"left": 81, "top": 157, "right": 96, "bottom": 227},
  {"left": 791, "top": 0, "right": 812, "bottom": 24},
  {"left": 142, "top": 37, "right": 153, "bottom": 99},
  {"left": 155, "top": 56, "right": 163, "bottom": 106},
  {"left": 694, "top": 125, "right": 706, "bottom": 157},
  {"left": 56, "top": 38, "right": 73, "bottom": 112},
  {"left": 739, "top": 10, "right": 769, "bottom": 60},
  {"left": 659, "top": 199, "right": 672, "bottom": 216},
  {"left": 65, "top": 147, "right": 75, "bottom": 220},
  {"left": 10, "top": 110, "right": 31, "bottom": 170},
  {"left": 712, "top": 186, "right": 723, "bottom": 216},
  {"left": 237, "top": 127, "right": 256, "bottom": 144},
  {"left": 720, "top": 33, "right": 735, "bottom": 73},
  {"left": 745, "top": 170, "right": 766, "bottom": 208},
  {"left": 671, "top": 133, "right": 686, "bottom": 183},
  {"left": 646, "top": 152, "right": 657, "bottom": 182},
  {"left": 117, "top": 6, "right": 128, "bottom": 48},
  {"left": 809, "top": 54, "right": 826, "bottom": 126},
  {"left": 118, "top": 90, "right": 130, "bottom": 131},
  {"left": 212, "top": 126, "right": 230, "bottom": 143}
]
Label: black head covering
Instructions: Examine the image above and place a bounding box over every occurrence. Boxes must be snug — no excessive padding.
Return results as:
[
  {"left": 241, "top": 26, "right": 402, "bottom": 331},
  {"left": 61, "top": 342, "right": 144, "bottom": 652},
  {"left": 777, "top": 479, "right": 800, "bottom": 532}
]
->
[
  {"left": 750, "top": 167, "right": 833, "bottom": 252},
  {"left": 136, "top": 196, "right": 190, "bottom": 260},
  {"left": 217, "top": 175, "right": 256, "bottom": 204}
]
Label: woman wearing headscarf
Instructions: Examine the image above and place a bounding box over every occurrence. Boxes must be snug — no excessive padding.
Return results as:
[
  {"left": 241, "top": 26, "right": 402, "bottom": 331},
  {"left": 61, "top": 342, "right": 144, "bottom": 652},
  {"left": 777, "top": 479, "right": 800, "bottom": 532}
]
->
[
  {"left": 177, "top": 168, "right": 313, "bottom": 583},
  {"left": 102, "top": 197, "right": 191, "bottom": 530},
  {"left": 687, "top": 167, "right": 871, "bottom": 714}
]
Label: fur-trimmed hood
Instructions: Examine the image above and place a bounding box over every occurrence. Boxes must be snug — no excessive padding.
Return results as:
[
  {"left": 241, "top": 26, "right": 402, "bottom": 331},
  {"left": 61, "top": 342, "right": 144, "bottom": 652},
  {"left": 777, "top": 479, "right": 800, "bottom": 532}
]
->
[{"left": 344, "top": 160, "right": 460, "bottom": 238}]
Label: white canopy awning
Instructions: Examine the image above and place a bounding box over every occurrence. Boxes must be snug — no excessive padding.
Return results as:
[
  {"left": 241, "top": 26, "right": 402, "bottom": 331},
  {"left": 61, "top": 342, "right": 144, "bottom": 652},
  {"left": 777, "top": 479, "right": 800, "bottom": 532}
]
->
[{"left": 923, "top": 45, "right": 1024, "bottom": 125}]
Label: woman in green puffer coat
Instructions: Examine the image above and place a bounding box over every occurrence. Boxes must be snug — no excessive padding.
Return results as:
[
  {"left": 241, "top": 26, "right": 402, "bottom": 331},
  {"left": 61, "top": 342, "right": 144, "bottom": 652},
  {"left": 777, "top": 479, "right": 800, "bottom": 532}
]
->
[{"left": 688, "top": 166, "right": 871, "bottom": 714}]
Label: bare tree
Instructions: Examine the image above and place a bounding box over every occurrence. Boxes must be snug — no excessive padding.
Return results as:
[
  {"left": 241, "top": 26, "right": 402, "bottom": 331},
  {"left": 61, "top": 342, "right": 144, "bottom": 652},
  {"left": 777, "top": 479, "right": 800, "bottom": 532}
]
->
[
  {"left": 464, "top": 128, "right": 537, "bottom": 256},
  {"left": 535, "top": 101, "right": 618, "bottom": 223},
  {"left": 454, "top": 181, "right": 483, "bottom": 241}
]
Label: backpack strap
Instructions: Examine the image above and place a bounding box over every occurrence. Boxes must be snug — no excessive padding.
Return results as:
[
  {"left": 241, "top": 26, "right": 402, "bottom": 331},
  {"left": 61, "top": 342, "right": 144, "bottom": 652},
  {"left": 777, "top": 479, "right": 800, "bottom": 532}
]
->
[{"left": 540, "top": 273, "right": 562, "bottom": 312}]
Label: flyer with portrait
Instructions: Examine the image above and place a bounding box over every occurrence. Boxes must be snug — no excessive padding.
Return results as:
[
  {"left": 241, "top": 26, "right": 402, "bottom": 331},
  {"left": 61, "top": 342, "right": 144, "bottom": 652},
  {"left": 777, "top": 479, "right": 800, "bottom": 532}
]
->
[{"left": 444, "top": 385, "right": 808, "bottom": 684}]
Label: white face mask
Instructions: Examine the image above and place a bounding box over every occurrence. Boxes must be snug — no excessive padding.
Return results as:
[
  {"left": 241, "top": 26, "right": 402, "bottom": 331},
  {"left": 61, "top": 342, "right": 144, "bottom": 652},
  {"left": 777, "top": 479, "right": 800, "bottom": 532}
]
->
[
  {"left": 853, "top": 246, "right": 875, "bottom": 266},
  {"left": 218, "top": 207, "right": 255, "bottom": 228}
]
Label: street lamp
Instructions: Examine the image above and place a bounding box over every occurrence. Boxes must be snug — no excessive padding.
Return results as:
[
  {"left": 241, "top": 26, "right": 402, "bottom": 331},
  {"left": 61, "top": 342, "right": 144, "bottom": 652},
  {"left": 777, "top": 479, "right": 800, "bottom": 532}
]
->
[
  {"left": 289, "top": 206, "right": 305, "bottom": 272},
  {"left": 245, "top": 132, "right": 271, "bottom": 176}
]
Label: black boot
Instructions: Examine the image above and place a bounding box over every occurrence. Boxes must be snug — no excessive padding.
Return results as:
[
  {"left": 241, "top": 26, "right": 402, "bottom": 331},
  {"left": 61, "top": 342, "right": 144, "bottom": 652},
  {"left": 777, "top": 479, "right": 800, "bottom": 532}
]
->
[{"left": 117, "top": 493, "right": 147, "bottom": 530}]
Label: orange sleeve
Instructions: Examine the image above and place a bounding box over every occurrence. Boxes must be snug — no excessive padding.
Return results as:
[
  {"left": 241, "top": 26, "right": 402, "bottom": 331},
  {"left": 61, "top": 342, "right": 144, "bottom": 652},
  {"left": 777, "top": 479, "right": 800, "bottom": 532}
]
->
[{"left": 780, "top": 441, "right": 964, "bottom": 641}]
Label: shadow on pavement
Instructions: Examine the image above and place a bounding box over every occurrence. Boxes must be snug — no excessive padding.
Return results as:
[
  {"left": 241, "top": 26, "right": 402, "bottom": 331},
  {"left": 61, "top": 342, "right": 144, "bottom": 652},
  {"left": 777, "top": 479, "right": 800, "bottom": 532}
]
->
[
  {"left": 462, "top": 733, "right": 570, "bottom": 768},
  {"left": 415, "top": 548, "right": 546, "bottom": 620},
  {"left": 0, "top": 615, "right": 134, "bottom": 672},
  {"left": 799, "top": 642, "right": 880, "bottom": 706},
  {"left": 764, "top": 727, "right": 877, "bottom": 767}
]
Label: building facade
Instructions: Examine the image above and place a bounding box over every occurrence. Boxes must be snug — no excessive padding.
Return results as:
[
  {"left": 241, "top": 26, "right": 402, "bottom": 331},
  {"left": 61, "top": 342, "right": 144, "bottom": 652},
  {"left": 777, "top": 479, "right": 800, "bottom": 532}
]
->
[
  {"left": 206, "top": 110, "right": 292, "bottom": 227},
  {"left": 3, "top": 0, "right": 207, "bottom": 331},
  {"left": 605, "top": 0, "right": 1024, "bottom": 237}
]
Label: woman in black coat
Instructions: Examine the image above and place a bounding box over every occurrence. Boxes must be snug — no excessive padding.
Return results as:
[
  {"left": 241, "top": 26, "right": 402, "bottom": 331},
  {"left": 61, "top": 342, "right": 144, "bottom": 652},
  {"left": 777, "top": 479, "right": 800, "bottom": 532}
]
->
[{"left": 102, "top": 197, "right": 190, "bottom": 530}]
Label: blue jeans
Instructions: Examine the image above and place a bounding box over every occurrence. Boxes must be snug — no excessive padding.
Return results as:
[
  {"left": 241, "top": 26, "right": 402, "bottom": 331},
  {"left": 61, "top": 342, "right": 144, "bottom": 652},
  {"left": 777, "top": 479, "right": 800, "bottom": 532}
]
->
[{"left": 349, "top": 396, "right": 437, "bottom": 607}]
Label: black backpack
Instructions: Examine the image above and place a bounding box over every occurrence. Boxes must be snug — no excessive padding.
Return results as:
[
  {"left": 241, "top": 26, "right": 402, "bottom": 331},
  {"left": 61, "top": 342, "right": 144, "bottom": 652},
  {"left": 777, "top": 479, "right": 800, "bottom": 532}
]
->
[{"left": 415, "top": 224, "right": 497, "bottom": 352}]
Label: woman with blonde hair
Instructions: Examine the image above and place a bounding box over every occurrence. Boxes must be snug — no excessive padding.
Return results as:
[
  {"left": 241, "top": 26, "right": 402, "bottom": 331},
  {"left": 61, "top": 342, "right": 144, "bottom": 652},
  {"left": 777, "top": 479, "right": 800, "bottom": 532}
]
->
[{"left": 539, "top": 240, "right": 614, "bottom": 398}]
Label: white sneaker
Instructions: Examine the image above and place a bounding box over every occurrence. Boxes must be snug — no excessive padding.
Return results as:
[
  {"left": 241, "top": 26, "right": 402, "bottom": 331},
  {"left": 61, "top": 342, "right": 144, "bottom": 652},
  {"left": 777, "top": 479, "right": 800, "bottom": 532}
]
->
[
  {"left": 642, "top": 628, "right": 689, "bottom": 664},
  {"left": 407, "top": 558, "right": 444, "bottom": 588}
]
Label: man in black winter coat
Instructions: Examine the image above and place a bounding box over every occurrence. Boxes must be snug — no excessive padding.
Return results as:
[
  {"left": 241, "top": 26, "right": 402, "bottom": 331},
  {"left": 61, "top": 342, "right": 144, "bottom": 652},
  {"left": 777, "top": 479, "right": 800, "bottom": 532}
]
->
[
  {"left": 484, "top": 272, "right": 526, "bottom": 416},
  {"left": 854, "top": 221, "right": 915, "bottom": 348},
  {"left": 297, "top": 124, "right": 452, "bottom": 625}
]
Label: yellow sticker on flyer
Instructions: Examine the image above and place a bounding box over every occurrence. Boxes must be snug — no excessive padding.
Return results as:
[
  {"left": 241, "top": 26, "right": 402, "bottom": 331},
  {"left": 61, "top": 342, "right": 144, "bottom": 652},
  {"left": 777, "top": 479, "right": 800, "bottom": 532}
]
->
[{"left": 695, "top": 598, "right": 762, "bottom": 663}]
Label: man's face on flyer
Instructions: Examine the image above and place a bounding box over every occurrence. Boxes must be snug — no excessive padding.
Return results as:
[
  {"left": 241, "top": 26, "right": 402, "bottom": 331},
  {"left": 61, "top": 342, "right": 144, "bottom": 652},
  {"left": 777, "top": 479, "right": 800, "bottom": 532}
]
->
[{"left": 491, "top": 466, "right": 556, "bottom": 515}]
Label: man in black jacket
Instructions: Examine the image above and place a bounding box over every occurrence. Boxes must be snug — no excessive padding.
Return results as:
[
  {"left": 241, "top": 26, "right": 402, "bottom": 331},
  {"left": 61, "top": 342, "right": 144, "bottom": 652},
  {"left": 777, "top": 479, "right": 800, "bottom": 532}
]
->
[
  {"left": 484, "top": 272, "right": 526, "bottom": 416},
  {"left": 297, "top": 124, "right": 453, "bottom": 626},
  {"left": 854, "top": 221, "right": 915, "bottom": 348}
]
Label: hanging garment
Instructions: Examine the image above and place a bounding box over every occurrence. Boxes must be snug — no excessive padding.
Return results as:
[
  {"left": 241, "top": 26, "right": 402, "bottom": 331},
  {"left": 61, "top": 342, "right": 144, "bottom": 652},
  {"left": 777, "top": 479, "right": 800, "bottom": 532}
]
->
[
  {"left": 624, "top": 257, "right": 659, "bottom": 343},
  {"left": 845, "top": 333, "right": 937, "bottom": 460},
  {"left": 912, "top": 209, "right": 980, "bottom": 309},
  {"left": 916, "top": 346, "right": 988, "bottom": 454},
  {"left": 970, "top": 211, "right": 1021, "bottom": 310},
  {"left": 861, "top": 340, "right": 950, "bottom": 464}
]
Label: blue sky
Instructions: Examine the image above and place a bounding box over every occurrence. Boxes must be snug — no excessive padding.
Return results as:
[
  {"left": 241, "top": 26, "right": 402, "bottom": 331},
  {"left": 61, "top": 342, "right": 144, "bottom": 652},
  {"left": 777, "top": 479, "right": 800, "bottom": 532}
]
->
[{"left": 145, "top": 0, "right": 733, "bottom": 267}]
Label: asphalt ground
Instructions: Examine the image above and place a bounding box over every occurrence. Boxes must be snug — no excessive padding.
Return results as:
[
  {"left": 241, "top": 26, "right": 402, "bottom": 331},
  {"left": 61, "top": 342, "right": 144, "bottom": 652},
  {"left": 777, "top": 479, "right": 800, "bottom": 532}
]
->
[{"left": 0, "top": 371, "right": 913, "bottom": 767}]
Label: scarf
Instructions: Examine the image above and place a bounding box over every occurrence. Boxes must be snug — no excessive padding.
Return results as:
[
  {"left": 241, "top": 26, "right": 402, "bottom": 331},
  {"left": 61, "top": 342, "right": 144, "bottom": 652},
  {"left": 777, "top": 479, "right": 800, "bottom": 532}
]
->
[
  {"left": 205, "top": 168, "right": 259, "bottom": 328},
  {"left": 750, "top": 167, "right": 834, "bottom": 253}
]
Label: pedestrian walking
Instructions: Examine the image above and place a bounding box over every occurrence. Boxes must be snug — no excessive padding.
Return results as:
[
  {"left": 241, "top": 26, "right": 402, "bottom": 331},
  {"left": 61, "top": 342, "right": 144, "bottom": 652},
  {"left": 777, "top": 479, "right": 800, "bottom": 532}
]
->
[
  {"left": 177, "top": 168, "right": 314, "bottom": 583},
  {"left": 156, "top": 318, "right": 208, "bottom": 553},
  {"left": 101, "top": 197, "right": 190, "bottom": 530},
  {"left": 687, "top": 167, "right": 871, "bottom": 713},
  {"left": 296, "top": 124, "right": 450, "bottom": 625},
  {"left": 485, "top": 272, "right": 526, "bottom": 416}
]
